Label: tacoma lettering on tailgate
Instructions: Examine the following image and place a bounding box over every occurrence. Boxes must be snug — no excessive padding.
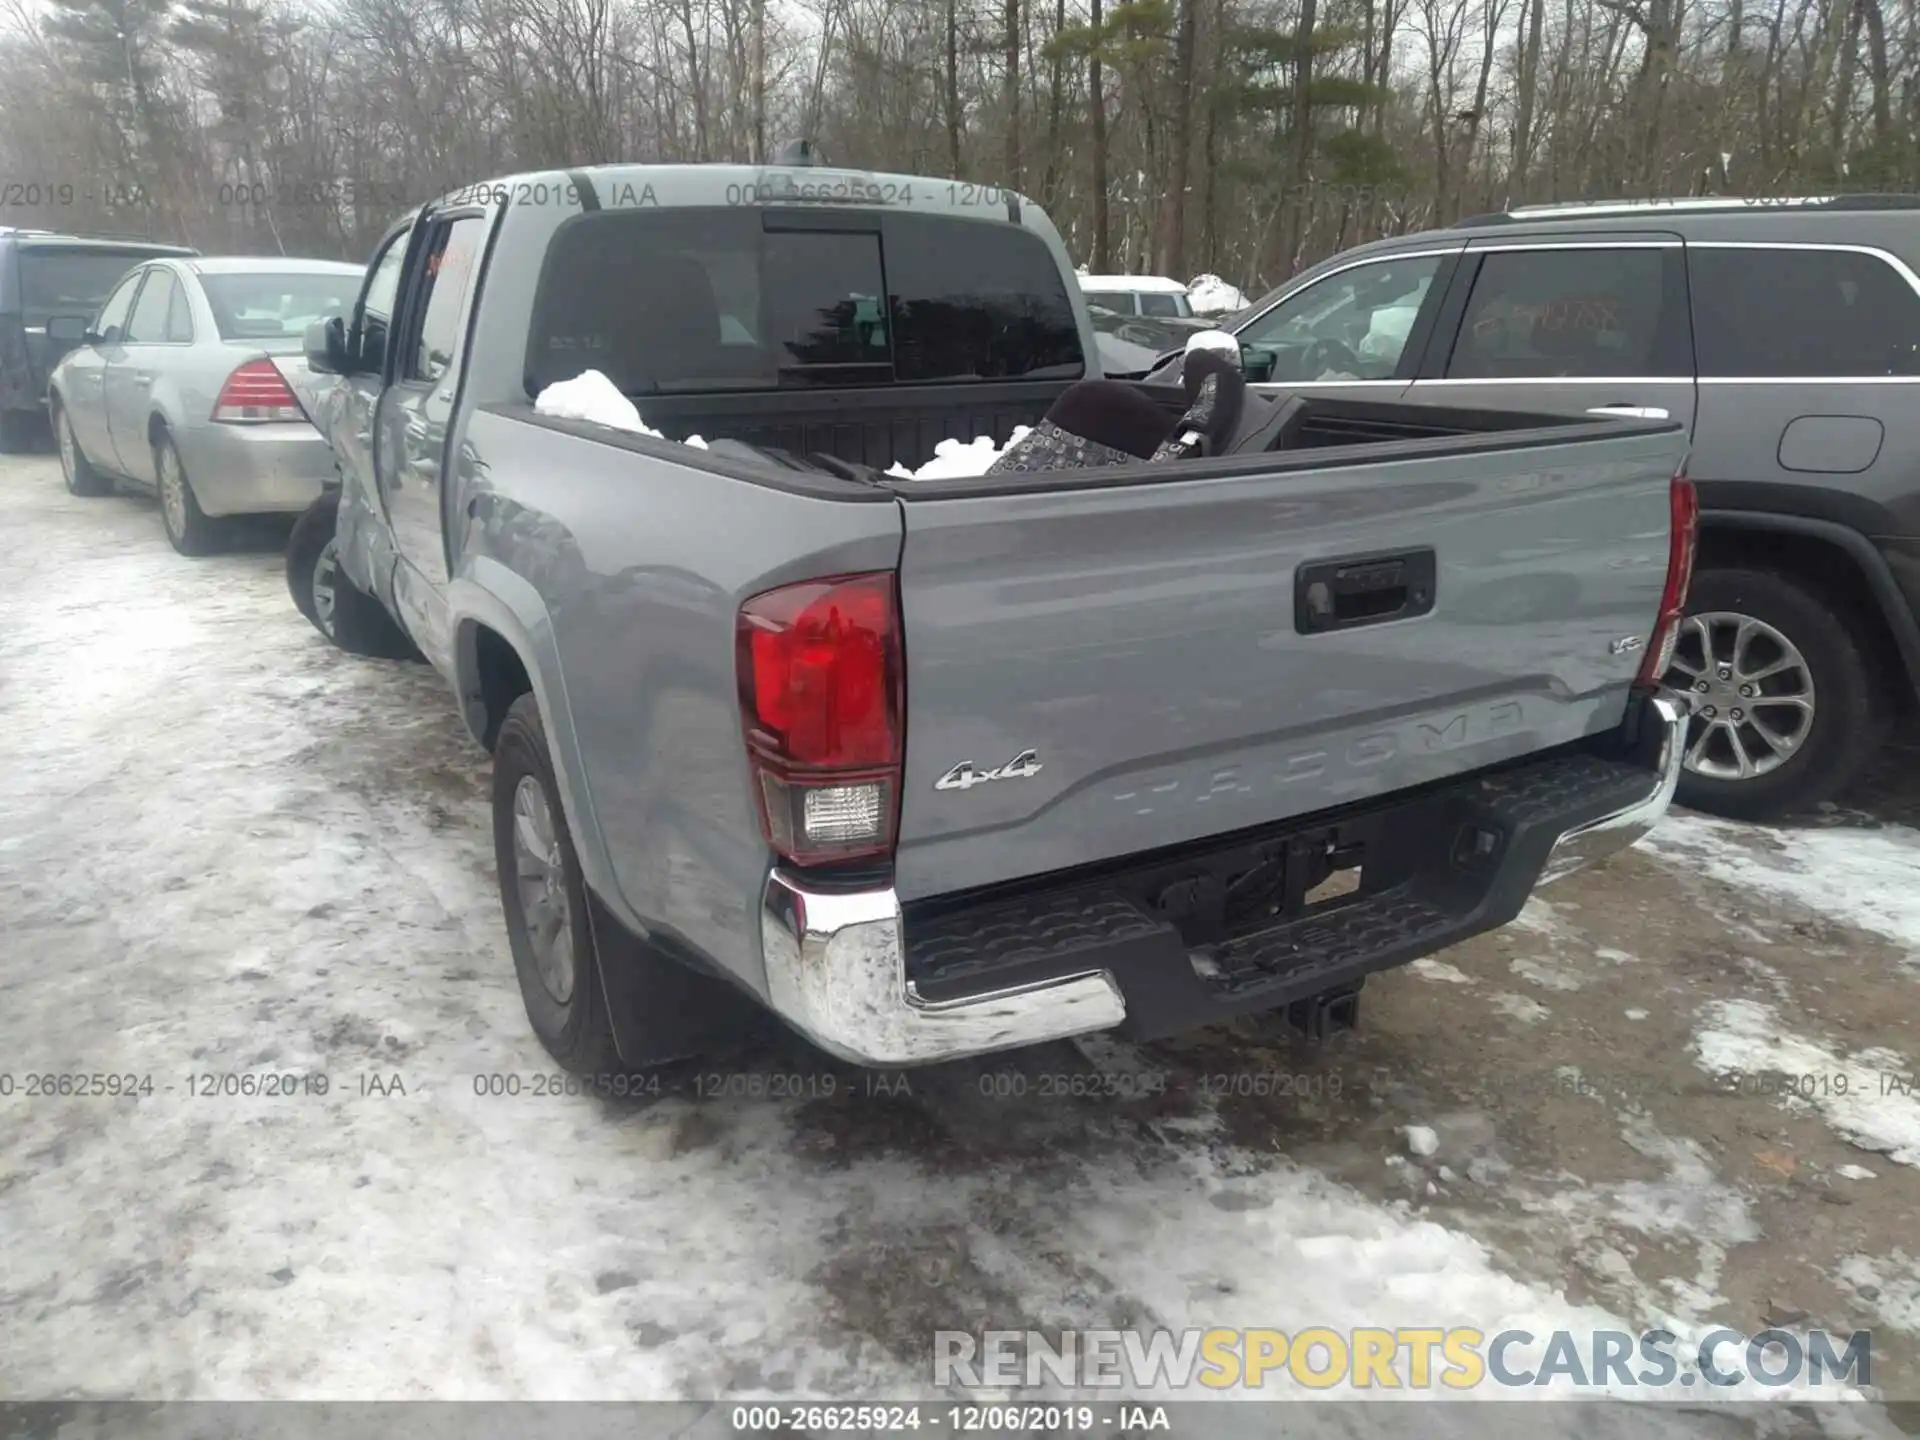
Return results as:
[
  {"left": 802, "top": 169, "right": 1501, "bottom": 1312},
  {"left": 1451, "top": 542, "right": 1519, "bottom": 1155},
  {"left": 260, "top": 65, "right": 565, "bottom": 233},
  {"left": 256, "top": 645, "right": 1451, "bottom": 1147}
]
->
[{"left": 1111, "top": 699, "right": 1528, "bottom": 815}]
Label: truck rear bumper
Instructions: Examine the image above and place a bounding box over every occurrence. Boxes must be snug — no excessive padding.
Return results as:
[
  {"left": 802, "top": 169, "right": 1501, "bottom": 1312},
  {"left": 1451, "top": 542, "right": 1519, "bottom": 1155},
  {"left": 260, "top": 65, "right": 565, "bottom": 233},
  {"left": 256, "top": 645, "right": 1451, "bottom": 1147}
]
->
[{"left": 761, "top": 690, "right": 1687, "bottom": 1067}]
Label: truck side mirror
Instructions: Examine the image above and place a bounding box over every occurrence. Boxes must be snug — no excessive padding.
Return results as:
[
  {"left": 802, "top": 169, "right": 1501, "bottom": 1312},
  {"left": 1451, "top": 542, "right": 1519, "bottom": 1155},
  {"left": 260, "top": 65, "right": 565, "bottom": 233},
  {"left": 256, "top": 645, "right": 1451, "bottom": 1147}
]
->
[
  {"left": 45, "top": 315, "right": 89, "bottom": 343},
  {"left": 305, "top": 315, "right": 352, "bottom": 375}
]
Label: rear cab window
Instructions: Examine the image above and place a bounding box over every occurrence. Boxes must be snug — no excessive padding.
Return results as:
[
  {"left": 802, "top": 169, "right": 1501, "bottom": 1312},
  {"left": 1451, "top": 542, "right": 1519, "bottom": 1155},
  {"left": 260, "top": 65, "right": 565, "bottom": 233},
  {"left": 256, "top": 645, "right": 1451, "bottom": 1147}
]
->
[{"left": 525, "top": 206, "right": 1084, "bottom": 396}]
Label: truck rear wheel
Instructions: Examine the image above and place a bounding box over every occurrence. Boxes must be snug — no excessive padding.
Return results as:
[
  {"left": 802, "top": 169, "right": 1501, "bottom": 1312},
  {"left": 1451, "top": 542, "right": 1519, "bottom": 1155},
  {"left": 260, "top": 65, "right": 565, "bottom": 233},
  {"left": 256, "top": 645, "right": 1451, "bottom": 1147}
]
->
[
  {"left": 493, "top": 695, "right": 624, "bottom": 1074},
  {"left": 1664, "top": 566, "right": 1889, "bottom": 820},
  {"left": 285, "top": 490, "right": 421, "bottom": 660},
  {"left": 492, "top": 694, "right": 729, "bottom": 1072}
]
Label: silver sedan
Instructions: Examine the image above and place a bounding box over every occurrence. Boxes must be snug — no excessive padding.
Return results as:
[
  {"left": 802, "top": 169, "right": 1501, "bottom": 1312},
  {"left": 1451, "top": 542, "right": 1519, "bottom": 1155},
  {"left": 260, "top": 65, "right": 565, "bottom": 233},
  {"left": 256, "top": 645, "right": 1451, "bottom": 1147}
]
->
[{"left": 48, "top": 256, "right": 361, "bottom": 555}]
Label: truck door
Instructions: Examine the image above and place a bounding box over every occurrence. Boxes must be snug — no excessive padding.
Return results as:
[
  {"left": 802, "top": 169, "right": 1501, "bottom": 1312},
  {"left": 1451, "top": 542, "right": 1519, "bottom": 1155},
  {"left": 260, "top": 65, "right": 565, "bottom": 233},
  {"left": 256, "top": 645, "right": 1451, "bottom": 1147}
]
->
[
  {"left": 372, "top": 208, "right": 491, "bottom": 673},
  {"left": 332, "top": 221, "right": 416, "bottom": 608},
  {"left": 1400, "top": 234, "right": 1697, "bottom": 437}
]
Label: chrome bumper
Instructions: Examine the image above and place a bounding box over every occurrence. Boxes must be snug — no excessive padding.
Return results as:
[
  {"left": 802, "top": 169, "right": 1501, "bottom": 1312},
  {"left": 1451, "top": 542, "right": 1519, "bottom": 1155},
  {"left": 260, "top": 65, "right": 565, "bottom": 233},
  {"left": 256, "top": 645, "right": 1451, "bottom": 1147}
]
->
[
  {"left": 1537, "top": 690, "right": 1689, "bottom": 887},
  {"left": 760, "top": 692, "right": 1688, "bottom": 1066},
  {"left": 760, "top": 877, "right": 1126, "bottom": 1067}
]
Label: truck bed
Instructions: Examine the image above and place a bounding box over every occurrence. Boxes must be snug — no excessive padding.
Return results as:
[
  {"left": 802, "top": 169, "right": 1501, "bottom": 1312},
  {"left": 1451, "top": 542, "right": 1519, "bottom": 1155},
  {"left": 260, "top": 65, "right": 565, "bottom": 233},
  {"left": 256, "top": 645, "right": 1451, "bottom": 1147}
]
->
[
  {"left": 475, "top": 390, "right": 1684, "bottom": 905},
  {"left": 508, "top": 384, "right": 1607, "bottom": 479}
]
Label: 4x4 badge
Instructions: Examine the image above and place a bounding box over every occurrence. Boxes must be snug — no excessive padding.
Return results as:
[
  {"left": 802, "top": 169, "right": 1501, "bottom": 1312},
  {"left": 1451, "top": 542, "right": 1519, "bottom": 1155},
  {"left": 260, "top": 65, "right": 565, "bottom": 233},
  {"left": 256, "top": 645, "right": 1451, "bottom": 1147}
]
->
[{"left": 935, "top": 749, "right": 1043, "bottom": 792}]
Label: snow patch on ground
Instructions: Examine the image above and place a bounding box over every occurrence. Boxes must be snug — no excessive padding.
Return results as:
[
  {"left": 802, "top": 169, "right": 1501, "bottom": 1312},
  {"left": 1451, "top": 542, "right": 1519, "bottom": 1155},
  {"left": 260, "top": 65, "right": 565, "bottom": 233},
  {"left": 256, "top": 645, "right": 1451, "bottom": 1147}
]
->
[
  {"left": 1835, "top": 1252, "right": 1920, "bottom": 1331},
  {"left": 1492, "top": 993, "right": 1551, "bottom": 1024},
  {"left": 1510, "top": 956, "right": 1584, "bottom": 992},
  {"left": 1409, "top": 958, "right": 1474, "bottom": 985},
  {"left": 1646, "top": 813, "right": 1920, "bottom": 959},
  {"left": 1525, "top": 1115, "right": 1758, "bottom": 1321},
  {"left": 1508, "top": 896, "right": 1573, "bottom": 943},
  {"left": 1692, "top": 999, "right": 1920, "bottom": 1167}
]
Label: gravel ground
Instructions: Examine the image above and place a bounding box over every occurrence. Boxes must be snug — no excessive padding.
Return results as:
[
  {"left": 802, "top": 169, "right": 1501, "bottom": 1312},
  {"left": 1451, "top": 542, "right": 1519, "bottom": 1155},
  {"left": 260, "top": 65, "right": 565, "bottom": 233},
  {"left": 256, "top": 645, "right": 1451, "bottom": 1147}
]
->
[{"left": 3, "top": 451, "right": 1918, "bottom": 1433}]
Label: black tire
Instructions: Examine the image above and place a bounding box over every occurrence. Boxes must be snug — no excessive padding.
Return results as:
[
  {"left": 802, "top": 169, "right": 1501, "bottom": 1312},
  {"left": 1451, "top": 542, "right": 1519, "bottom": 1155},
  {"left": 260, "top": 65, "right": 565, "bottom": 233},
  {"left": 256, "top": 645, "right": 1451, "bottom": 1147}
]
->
[
  {"left": 284, "top": 489, "right": 422, "bottom": 660},
  {"left": 493, "top": 694, "right": 726, "bottom": 1072},
  {"left": 154, "top": 430, "right": 224, "bottom": 556},
  {"left": 1668, "top": 566, "right": 1891, "bottom": 821},
  {"left": 493, "top": 695, "right": 626, "bottom": 1075},
  {"left": 52, "top": 399, "right": 109, "bottom": 496}
]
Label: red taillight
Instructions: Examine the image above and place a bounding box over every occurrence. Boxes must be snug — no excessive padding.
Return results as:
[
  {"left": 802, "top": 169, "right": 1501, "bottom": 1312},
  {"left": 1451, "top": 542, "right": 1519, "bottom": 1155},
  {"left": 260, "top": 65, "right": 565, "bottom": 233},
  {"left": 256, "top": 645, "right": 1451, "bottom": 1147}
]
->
[
  {"left": 1638, "top": 468, "right": 1699, "bottom": 686},
  {"left": 211, "top": 359, "right": 304, "bottom": 423},
  {"left": 737, "top": 571, "right": 903, "bottom": 867}
]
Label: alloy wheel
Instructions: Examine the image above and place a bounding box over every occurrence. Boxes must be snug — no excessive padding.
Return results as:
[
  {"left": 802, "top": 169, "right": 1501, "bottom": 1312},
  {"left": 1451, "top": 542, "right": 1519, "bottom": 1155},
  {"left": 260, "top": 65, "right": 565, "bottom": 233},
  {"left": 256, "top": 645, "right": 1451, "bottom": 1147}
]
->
[
  {"left": 311, "top": 540, "right": 340, "bottom": 638},
  {"left": 1663, "top": 611, "right": 1816, "bottom": 780},
  {"left": 158, "top": 446, "right": 187, "bottom": 541},
  {"left": 510, "top": 775, "right": 576, "bottom": 1005}
]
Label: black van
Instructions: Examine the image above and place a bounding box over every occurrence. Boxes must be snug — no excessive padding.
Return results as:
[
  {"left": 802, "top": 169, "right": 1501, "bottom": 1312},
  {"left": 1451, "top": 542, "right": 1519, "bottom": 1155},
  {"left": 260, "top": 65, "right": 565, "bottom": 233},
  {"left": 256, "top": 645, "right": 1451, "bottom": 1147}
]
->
[{"left": 0, "top": 229, "right": 198, "bottom": 450}]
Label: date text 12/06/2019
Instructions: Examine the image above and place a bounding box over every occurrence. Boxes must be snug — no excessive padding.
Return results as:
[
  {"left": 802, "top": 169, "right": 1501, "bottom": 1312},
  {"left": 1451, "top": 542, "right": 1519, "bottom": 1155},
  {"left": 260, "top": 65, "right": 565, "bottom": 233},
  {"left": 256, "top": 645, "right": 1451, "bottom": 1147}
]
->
[{"left": 729, "top": 1404, "right": 1171, "bottom": 1433}]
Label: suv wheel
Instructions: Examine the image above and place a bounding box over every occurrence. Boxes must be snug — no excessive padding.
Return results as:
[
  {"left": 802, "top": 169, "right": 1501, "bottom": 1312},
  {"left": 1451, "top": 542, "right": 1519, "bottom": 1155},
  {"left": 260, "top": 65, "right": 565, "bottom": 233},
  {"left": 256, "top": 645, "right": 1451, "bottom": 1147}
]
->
[
  {"left": 284, "top": 490, "right": 423, "bottom": 660},
  {"left": 1662, "top": 566, "right": 1889, "bottom": 820}
]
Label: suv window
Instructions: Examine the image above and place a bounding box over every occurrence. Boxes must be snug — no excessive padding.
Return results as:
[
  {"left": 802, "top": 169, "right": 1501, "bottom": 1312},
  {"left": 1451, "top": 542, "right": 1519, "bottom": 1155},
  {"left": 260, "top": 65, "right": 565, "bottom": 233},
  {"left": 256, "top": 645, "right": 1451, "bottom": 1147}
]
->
[
  {"left": 526, "top": 207, "right": 1084, "bottom": 395},
  {"left": 125, "top": 270, "right": 176, "bottom": 343},
  {"left": 17, "top": 249, "right": 148, "bottom": 316},
  {"left": 93, "top": 272, "right": 143, "bottom": 340},
  {"left": 403, "top": 216, "right": 488, "bottom": 383},
  {"left": 1239, "top": 253, "right": 1443, "bottom": 381},
  {"left": 1138, "top": 291, "right": 1189, "bottom": 318},
  {"left": 1449, "top": 247, "right": 1677, "bottom": 379},
  {"left": 1690, "top": 246, "right": 1920, "bottom": 378},
  {"left": 1084, "top": 291, "right": 1134, "bottom": 315}
]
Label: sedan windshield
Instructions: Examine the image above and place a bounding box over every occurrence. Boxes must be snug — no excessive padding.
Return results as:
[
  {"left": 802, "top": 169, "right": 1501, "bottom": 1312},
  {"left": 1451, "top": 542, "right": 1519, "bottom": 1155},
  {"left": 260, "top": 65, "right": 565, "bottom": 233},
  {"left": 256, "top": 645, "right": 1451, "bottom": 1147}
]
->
[{"left": 200, "top": 273, "right": 360, "bottom": 341}]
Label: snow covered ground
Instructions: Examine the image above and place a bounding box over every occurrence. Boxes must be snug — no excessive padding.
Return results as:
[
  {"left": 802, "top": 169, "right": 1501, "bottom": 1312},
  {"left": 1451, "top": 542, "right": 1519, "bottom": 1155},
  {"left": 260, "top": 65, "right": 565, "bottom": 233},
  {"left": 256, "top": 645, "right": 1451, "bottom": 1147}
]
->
[{"left": 3, "top": 454, "right": 1918, "bottom": 1425}]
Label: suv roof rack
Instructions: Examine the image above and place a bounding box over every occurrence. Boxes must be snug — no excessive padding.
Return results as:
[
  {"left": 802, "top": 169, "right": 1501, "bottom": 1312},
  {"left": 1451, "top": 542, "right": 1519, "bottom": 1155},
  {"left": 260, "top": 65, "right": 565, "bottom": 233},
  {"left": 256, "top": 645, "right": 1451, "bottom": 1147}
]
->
[
  {"left": 1454, "top": 194, "right": 1920, "bottom": 226},
  {"left": 7, "top": 227, "right": 189, "bottom": 247}
]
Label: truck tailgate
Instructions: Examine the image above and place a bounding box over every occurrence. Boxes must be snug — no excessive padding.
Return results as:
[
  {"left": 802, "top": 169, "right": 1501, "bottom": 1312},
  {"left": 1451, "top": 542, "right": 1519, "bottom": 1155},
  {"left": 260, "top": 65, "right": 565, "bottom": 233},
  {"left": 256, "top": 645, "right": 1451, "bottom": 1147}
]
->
[{"left": 891, "top": 425, "right": 1689, "bottom": 902}]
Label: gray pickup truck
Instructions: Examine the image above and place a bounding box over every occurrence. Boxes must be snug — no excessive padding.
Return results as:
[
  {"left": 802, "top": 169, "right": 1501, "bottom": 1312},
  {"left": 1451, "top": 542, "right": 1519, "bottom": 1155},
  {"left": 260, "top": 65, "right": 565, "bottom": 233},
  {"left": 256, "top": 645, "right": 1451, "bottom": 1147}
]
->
[{"left": 289, "top": 159, "right": 1694, "bottom": 1073}]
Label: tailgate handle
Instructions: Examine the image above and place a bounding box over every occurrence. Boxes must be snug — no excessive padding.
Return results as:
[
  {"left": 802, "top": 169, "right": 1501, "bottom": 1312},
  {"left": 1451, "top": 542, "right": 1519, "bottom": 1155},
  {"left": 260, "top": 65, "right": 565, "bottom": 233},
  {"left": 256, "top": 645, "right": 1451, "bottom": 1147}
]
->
[{"left": 1295, "top": 549, "right": 1437, "bottom": 634}]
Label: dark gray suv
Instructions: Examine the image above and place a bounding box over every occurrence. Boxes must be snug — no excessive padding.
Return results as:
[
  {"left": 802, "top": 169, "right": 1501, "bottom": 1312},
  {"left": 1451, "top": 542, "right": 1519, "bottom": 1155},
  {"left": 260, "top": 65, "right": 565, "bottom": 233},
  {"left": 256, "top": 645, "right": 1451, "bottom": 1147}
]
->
[{"left": 1210, "top": 195, "right": 1920, "bottom": 820}]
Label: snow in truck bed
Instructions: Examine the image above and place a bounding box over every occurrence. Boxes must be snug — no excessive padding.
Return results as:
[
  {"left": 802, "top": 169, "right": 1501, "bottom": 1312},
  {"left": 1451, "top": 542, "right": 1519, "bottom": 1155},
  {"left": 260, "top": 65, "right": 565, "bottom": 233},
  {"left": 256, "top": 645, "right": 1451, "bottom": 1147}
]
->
[{"left": 533, "top": 369, "right": 1023, "bottom": 480}]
